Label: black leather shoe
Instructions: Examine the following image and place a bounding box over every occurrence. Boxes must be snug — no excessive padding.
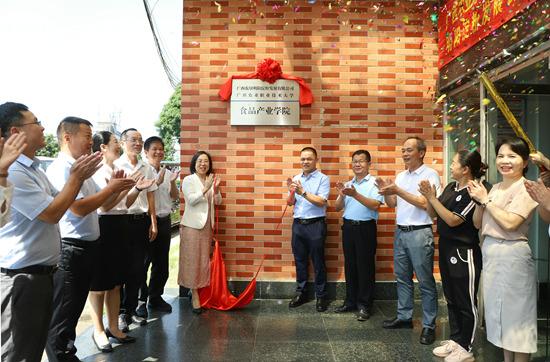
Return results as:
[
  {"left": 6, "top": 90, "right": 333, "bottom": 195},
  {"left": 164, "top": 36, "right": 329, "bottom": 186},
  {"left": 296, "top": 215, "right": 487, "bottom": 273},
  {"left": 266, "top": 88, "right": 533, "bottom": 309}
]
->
[
  {"left": 356, "top": 308, "right": 371, "bottom": 321},
  {"left": 118, "top": 314, "right": 130, "bottom": 333},
  {"left": 420, "top": 327, "right": 436, "bottom": 345},
  {"left": 288, "top": 294, "right": 306, "bottom": 308},
  {"left": 149, "top": 298, "right": 173, "bottom": 313},
  {"left": 192, "top": 307, "right": 203, "bottom": 314},
  {"left": 334, "top": 304, "right": 356, "bottom": 313},
  {"left": 316, "top": 298, "right": 328, "bottom": 312},
  {"left": 382, "top": 317, "right": 413, "bottom": 329},
  {"left": 135, "top": 302, "right": 148, "bottom": 318},
  {"left": 131, "top": 314, "right": 147, "bottom": 326},
  {"left": 105, "top": 328, "right": 136, "bottom": 344},
  {"left": 92, "top": 333, "right": 113, "bottom": 353}
]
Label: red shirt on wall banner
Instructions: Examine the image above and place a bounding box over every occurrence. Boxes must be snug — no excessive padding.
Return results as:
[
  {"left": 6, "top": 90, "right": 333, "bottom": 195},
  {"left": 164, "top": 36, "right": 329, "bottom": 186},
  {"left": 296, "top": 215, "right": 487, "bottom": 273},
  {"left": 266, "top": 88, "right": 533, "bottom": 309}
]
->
[{"left": 438, "top": 0, "right": 538, "bottom": 69}]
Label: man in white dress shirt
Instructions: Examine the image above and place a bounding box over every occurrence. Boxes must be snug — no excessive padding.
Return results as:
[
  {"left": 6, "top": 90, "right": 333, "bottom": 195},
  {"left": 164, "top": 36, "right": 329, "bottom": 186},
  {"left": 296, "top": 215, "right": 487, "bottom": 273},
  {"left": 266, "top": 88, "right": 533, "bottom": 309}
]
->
[
  {"left": 114, "top": 128, "right": 158, "bottom": 331},
  {"left": 136, "top": 136, "right": 179, "bottom": 316},
  {"left": 377, "top": 136, "right": 441, "bottom": 345},
  {"left": 45, "top": 117, "right": 134, "bottom": 361}
]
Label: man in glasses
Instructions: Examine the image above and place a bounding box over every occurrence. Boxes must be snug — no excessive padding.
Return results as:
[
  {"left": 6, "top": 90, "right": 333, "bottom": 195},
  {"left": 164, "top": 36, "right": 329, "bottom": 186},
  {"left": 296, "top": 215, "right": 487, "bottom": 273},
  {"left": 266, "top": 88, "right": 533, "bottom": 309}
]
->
[
  {"left": 114, "top": 128, "right": 157, "bottom": 332},
  {"left": 334, "top": 150, "right": 384, "bottom": 321},
  {"left": 0, "top": 102, "right": 101, "bottom": 362}
]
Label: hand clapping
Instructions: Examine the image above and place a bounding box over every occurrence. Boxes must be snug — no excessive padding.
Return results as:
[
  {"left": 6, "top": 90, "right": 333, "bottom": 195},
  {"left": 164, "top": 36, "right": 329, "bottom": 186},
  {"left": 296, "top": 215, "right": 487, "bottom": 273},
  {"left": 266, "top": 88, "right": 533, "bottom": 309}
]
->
[{"left": 418, "top": 180, "right": 436, "bottom": 200}]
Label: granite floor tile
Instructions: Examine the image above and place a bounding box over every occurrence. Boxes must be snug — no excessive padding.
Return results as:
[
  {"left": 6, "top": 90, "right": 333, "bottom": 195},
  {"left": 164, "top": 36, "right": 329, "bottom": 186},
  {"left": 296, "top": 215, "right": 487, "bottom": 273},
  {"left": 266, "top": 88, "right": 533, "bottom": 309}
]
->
[
  {"left": 69, "top": 295, "right": 550, "bottom": 361},
  {"left": 255, "top": 315, "right": 329, "bottom": 342},
  {"left": 252, "top": 341, "right": 334, "bottom": 362}
]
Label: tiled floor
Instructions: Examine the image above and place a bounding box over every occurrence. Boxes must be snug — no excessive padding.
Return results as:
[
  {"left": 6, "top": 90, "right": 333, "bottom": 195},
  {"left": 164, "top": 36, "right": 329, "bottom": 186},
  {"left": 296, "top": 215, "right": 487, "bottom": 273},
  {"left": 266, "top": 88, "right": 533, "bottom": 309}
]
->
[{"left": 72, "top": 297, "right": 550, "bottom": 361}]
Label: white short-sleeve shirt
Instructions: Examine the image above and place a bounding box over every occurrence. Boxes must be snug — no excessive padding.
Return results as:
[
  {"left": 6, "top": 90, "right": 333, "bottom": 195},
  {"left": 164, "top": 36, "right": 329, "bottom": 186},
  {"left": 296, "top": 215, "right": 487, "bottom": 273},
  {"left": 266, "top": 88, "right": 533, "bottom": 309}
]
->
[
  {"left": 395, "top": 164, "right": 441, "bottom": 226},
  {"left": 114, "top": 154, "right": 158, "bottom": 214}
]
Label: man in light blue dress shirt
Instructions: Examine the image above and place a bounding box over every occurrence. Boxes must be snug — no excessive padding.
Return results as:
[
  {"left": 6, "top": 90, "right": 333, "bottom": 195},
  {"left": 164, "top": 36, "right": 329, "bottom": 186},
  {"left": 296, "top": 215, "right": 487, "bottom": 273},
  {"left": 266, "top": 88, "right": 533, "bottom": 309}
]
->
[
  {"left": 45, "top": 117, "right": 134, "bottom": 361},
  {"left": 0, "top": 103, "right": 101, "bottom": 362},
  {"left": 286, "top": 147, "right": 330, "bottom": 312},
  {"left": 334, "top": 150, "right": 384, "bottom": 321}
]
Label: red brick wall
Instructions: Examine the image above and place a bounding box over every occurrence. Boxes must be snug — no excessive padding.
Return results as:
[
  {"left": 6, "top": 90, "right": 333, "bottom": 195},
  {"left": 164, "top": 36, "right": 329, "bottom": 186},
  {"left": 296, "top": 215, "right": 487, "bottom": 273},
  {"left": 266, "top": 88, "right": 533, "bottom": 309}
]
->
[{"left": 181, "top": 0, "right": 443, "bottom": 282}]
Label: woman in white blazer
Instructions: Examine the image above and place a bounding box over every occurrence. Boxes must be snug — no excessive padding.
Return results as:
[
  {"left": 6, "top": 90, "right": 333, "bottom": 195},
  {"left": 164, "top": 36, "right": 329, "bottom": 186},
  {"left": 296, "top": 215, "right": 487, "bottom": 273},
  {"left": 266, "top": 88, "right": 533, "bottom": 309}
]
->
[{"left": 178, "top": 151, "right": 221, "bottom": 313}]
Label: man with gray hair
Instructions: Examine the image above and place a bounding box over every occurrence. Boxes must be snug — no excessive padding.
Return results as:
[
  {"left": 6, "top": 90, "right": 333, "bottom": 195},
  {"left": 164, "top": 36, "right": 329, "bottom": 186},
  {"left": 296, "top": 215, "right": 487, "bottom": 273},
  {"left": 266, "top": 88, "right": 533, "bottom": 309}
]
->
[{"left": 377, "top": 136, "right": 441, "bottom": 345}]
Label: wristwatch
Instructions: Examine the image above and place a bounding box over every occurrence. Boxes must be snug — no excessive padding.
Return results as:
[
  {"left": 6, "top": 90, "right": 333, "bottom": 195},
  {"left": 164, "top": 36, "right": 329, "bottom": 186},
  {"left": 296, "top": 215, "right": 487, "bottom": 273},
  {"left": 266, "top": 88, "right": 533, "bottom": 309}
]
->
[
  {"left": 480, "top": 199, "right": 492, "bottom": 208},
  {"left": 302, "top": 191, "right": 308, "bottom": 198}
]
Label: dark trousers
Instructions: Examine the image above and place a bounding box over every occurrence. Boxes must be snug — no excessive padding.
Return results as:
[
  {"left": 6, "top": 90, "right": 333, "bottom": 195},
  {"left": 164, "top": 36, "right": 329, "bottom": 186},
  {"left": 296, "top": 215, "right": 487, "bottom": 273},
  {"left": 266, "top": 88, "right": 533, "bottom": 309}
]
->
[
  {"left": 291, "top": 218, "right": 327, "bottom": 298},
  {"left": 140, "top": 215, "right": 171, "bottom": 302},
  {"left": 439, "top": 238, "right": 481, "bottom": 352},
  {"left": 342, "top": 220, "right": 377, "bottom": 310},
  {"left": 47, "top": 239, "right": 98, "bottom": 360},
  {"left": 120, "top": 215, "right": 150, "bottom": 316},
  {"left": 1, "top": 271, "right": 53, "bottom": 362}
]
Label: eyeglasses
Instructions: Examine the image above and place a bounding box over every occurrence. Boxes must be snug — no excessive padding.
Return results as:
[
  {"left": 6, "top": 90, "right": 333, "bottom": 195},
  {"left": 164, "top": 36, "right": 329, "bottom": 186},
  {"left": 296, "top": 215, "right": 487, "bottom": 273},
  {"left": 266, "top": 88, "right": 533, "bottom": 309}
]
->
[{"left": 18, "top": 120, "right": 42, "bottom": 127}]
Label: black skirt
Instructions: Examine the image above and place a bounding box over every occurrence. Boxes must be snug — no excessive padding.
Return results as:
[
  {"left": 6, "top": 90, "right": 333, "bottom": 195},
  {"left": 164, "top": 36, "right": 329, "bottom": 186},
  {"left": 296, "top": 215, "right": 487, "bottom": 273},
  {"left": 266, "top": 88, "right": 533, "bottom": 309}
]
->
[{"left": 90, "top": 214, "right": 129, "bottom": 291}]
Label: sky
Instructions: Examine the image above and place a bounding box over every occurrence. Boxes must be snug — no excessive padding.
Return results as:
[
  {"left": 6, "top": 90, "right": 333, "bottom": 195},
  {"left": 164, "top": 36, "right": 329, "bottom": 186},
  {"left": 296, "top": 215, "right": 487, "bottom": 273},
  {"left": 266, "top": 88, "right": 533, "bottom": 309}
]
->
[{"left": 0, "top": 0, "right": 182, "bottom": 140}]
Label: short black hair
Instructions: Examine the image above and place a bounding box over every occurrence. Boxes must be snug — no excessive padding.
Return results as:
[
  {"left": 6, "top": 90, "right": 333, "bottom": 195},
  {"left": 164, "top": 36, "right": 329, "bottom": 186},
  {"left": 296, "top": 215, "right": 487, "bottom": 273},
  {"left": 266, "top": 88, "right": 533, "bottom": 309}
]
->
[
  {"left": 190, "top": 151, "right": 213, "bottom": 176},
  {"left": 352, "top": 149, "right": 371, "bottom": 162},
  {"left": 144, "top": 136, "right": 164, "bottom": 151},
  {"left": 300, "top": 147, "right": 317, "bottom": 158},
  {"left": 120, "top": 128, "right": 138, "bottom": 141},
  {"left": 0, "top": 102, "right": 29, "bottom": 135},
  {"left": 495, "top": 137, "right": 530, "bottom": 175},
  {"left": 56, "top": 116, "right": 93, "bottom": 143},
  {"left": 92, "top": 131, "right": 113, "bottom": 153}
]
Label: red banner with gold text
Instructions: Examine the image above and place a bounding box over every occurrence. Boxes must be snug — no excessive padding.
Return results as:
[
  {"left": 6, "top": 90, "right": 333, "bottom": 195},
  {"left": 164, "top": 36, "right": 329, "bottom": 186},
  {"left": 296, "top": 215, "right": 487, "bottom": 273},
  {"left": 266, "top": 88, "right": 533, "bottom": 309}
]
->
[{"left": 438, "top": 0, "right": 538, "bottom": 69}]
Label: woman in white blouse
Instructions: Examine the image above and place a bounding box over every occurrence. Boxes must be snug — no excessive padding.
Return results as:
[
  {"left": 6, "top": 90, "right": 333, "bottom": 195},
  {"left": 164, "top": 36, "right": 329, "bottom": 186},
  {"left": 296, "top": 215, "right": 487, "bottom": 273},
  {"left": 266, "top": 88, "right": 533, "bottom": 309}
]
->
[{"left": 178, "top": 151, "right": 221, "bottom": 313}]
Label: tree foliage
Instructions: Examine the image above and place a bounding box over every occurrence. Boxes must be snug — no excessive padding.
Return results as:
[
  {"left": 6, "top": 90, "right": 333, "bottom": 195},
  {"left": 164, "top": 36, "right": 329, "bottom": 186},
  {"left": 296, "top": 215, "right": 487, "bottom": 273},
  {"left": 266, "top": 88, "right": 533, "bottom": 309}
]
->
[
  {"left": 155, "top": 83, "right": 181, "bottom": 161},
  {"left": 36, "top": 133, "right": 60, "bottom": 158}
]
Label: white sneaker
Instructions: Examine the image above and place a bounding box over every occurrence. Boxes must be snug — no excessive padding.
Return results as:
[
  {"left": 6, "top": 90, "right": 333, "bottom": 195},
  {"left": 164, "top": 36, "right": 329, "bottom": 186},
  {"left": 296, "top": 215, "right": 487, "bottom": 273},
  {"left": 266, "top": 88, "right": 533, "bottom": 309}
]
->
[
  {"left": 444, "top": 344, "right": 475, "bottom": 362},
  {"left": 433, "top": 340, "right": 458, "bottom": 357}
]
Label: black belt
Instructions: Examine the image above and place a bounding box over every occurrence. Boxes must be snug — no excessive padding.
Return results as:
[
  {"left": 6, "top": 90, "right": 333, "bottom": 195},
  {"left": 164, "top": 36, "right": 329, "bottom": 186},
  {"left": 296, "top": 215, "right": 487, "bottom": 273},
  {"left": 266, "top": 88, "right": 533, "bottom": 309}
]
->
[
  {"left": 294, "top": 217, "right": 325, "bottom": 225},
  {"left": 1, "top": 264, "right": 57, "bottom": 276},
  {"left": 397, "top": 224, "right": 432, "bottom": 232},
  {"left": 129, "top": 213, "right": 148, "bottom": 220},
  {"left": 343, "top": 218, "right": 375, "bottom": 226},
  {"left": 157, "top": 215, "right": 171, "bottom": 221},
  {"left": 62, "top": 237, "right": 98, "bottom": 247}
]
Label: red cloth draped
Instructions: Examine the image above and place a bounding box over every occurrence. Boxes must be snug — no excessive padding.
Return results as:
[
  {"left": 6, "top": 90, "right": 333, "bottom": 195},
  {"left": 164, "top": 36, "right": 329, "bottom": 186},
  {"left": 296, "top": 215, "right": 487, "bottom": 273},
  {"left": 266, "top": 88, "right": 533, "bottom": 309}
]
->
[
  {"left": 197, "top": 179, "right": 262, "bottom": 311},
  {"left": 218, "top": 59, "right": 313, "bottom": 105},
  {"left": 198, "top": 238, "right": 262, "bottom": 310}
]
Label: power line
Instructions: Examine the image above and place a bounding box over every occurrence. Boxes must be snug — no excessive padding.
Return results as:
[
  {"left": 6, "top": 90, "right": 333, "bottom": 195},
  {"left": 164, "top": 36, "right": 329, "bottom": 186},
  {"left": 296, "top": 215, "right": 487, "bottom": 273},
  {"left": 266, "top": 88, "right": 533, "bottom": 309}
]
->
[{"left": 142, "top": 0, "right": 179, "bottom": 89}]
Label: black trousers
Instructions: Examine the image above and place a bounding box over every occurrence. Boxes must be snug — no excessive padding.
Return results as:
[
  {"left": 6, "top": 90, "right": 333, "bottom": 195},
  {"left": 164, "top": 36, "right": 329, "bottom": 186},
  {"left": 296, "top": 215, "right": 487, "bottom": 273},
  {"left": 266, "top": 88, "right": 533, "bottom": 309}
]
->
[
  {"left": 140, "top": 215, "right": 171, "bottom": 302},
  {"left": 120, "top": 215, "right": 150, "bottom": 316},
  {"left": 46, "top": 239, "right": 98, "bottom": 360},
  {"left": 291, "top": 218, "right": 327, "bottom": 298},
  {"left": 341, "top": 220, "right": 377, "bottom": 310},
  {"left": 1, "top": 271, "right": 53, "bottom": 362},
  {"left": 439, "top": 238, "right": 481, "bottom": 352}
]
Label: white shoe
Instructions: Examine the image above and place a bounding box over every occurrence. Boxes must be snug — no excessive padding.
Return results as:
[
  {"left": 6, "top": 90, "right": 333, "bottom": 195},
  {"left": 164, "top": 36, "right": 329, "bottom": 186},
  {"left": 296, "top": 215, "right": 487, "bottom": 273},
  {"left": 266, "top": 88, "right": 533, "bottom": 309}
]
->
[
  {"left": 444, "top": 344, "right": 475, "bottom": 362},
  {"left": 433, "top": 340, "right": 458, "bottom": 357}
]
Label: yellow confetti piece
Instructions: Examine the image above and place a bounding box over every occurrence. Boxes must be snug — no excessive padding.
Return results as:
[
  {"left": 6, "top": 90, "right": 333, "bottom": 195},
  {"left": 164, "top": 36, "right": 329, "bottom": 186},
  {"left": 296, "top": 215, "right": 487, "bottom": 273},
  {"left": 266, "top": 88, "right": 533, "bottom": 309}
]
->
[
  {"left": 232, "top": 17, "right": 236, "bottom": 23},
  {"left": 329, "top": 3, "right": 332, "bottom": 10},
  {"left": 482, "top": 98, "right": 491, "bottom": 105},
  {"left": 444, "top": 124, "right": 454, "bottom": 132},
  {"left": 403, "top": 15, "right": 409, "bottom": 24},
  {"left": 214, "top": 1, "right": 222, "bottom": 13},
  {"left": 435, "top": 94, "right": 447, "bottom": 104}
]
